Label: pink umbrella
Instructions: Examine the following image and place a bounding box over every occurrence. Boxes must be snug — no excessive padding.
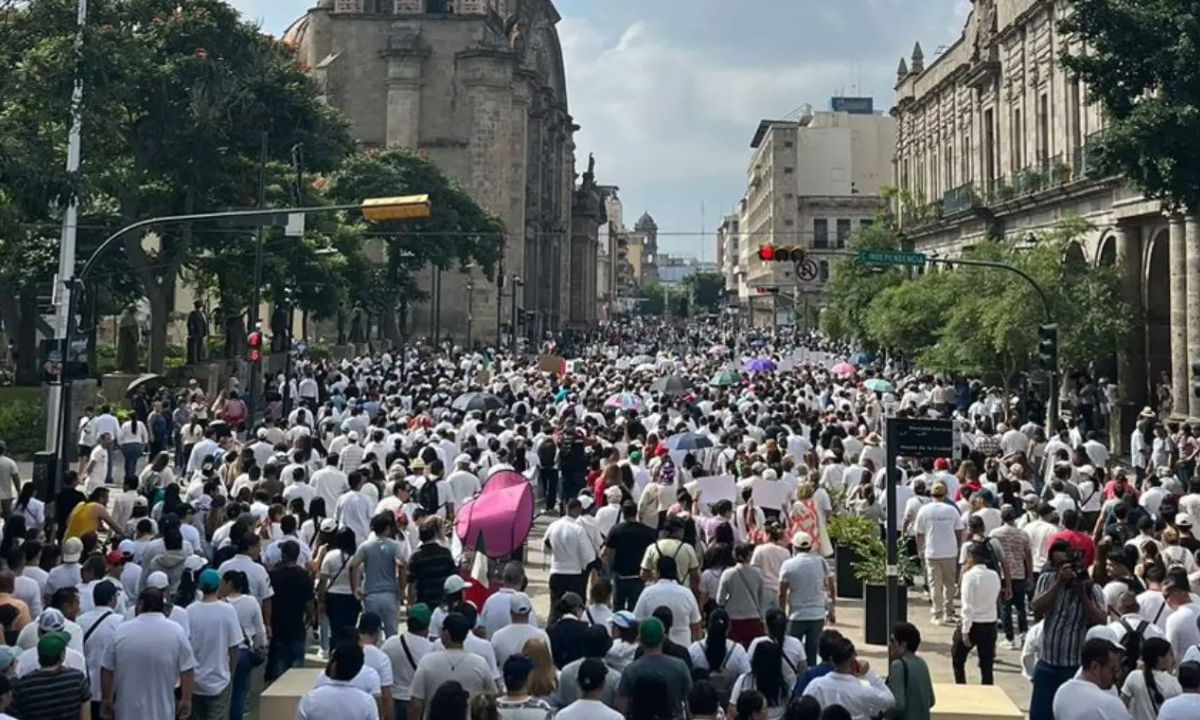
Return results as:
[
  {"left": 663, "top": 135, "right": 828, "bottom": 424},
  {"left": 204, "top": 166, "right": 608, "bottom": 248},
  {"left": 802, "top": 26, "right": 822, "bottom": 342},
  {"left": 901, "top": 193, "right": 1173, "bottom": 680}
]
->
[
  {"left": 456, "top": 469, "right": 535, "bottom": 559},
  {"left": 831, "top": 361, "right": 858, "bottom": 377}
]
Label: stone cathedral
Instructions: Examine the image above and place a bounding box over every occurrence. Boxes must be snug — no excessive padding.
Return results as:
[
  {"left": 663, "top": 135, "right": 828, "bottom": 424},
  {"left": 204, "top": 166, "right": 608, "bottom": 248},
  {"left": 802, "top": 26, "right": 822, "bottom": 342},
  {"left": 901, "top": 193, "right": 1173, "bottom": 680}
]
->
[{"left": 285, "top": 0, "right": 600, "bottom": 345}]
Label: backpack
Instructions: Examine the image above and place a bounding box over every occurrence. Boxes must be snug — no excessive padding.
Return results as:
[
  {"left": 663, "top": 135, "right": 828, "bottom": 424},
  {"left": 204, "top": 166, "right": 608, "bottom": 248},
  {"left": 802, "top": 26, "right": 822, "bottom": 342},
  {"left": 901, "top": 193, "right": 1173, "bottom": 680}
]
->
[
  {"left": 418, "top": 479, "right": 442, "bottom": 515},
  {"left": 1119, "top": 618, "right": 1148, "bottom": 674},
  {"left": 970, "top": 538, "right": 1002, "bottom": 576}
]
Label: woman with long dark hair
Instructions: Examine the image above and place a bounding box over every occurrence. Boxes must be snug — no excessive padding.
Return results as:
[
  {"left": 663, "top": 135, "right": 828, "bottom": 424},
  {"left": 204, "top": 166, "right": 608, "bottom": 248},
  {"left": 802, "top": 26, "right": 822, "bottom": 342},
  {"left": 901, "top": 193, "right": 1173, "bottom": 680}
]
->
[
  {"left": 222, "top": 568, "right": 266, "bottom": 720},
  {"left": 0, "top": 515, "right": 27, "bottom": 563},
  {"left": 1120, "top": 636, "right": 1179, "bottom": 720},
  {"left": 317, "top": 527, "right": 360, "bottom": 649},
  {"left": 118, "top": 413, "right": 148, "bottom": 482},
  {"left": 12, "top": 482, "right": 43, "bottom": 533},
  {"left": 730, "top": 641, "right": 786, "bottom": 719},
  {"left": 699, "top": 543, "right": 735, "bottom": 614},
  {"left": 689, "top": 608, "right": 750, "bottom": 702},
  {"left": 749, "top": 609, "right": 806, "bottom": 688}
]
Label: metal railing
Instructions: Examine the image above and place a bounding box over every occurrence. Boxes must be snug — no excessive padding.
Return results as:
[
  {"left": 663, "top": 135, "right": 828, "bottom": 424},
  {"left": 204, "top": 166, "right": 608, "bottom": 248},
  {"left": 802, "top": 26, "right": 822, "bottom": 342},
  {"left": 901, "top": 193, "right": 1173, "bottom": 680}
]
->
[{"left": 942, "top": 183, "right": 977, "bottom": 215}]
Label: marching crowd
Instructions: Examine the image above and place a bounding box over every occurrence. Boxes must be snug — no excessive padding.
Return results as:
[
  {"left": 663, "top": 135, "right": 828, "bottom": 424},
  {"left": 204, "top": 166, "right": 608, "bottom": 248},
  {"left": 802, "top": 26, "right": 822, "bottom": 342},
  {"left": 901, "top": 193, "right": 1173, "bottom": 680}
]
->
[{"left": 0, "top": 323, "right": 1197, "bottom": 720}]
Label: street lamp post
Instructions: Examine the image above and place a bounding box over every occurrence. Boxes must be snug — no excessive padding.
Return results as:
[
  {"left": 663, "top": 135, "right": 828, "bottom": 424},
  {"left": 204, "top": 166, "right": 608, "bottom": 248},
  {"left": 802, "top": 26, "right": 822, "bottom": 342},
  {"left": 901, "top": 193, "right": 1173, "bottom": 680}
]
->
[
  {"left": 510, "top": 274, "right": 524, "bottom": 353},
  {"left": 49, "top": 195, "right": 431, "bottom": 495},
  {"left": 466, "top": 279, "right": 474, "bottom": 350}
]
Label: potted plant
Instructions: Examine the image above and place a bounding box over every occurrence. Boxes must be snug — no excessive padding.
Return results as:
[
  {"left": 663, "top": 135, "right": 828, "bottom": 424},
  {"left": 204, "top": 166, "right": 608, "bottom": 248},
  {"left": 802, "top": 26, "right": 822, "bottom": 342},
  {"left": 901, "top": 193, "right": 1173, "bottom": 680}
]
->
[
  {"left": 827, "top": 514, "right": 877, "bottom": 600},
  {"left": 852, "top": 536, "right": 920, "bottom": 645}
]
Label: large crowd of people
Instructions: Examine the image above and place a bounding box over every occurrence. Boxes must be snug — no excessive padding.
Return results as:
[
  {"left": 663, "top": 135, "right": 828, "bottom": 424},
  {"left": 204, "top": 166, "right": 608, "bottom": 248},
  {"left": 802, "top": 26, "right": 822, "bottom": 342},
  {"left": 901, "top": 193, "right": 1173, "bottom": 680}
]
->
[{"left": 0, "top": 322, "right": 1198, "bottom": 720}]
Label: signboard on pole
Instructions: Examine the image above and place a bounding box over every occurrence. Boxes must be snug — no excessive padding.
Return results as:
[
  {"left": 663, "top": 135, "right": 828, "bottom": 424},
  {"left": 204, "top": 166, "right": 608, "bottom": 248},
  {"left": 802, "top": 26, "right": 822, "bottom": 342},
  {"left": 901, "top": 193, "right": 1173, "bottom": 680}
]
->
[
  {"left": 859, "top": 249, "right": 928, "bottom": 267},
  {"left": 882, "top": 417, "right": 956, "bottom": 637}
]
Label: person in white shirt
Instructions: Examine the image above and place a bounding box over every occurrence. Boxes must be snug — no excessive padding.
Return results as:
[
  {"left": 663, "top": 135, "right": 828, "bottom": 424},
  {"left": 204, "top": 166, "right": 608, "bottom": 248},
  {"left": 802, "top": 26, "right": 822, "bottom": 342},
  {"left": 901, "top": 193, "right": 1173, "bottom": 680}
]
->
[
  {"left": 802, "top": 635, "right": 894, "bottom": 720},
  {"left": 480, "top": 563, "right": 540, "bottom": 637},
  {"left": 1158, "top": 660, "right": 1200, "bottom": 720},
  {"left": 409, "top": 612, "right": 496, "bottom": 720},
  {"left": 541, "top": 499, "right": 597, "bottom": 607},
  {"left": 632, "top": 556, "right": 701, "bottom": 647},
  {"left": 185, "top": 569, "right": 243, "bottom": 718},
  {"left": 380, "top": 604, "right": 434, "bottom": 720},
  {"left": 76, "top": 582, "right": 124, "bottom": 708},
  {"left": 489, "top": 592, "right": 551, "bottom": 671},
  {"left": 296, "top": 644, "right": 379, "bottom": 720},
  {"left": 555, "top": 657, "right": 624, "bottom": 720},
  {"left": 313, "top": 455, "right": 351, "bottom": 513},
  {"left": 914, "top": 482, "right": 964, "bottom": 623},
  {"left": 1120, "top": 636, "right": 1180, "bottom": 720},
  {"left": 101, "top": 588, "right": 198, "bottom": 720},
  {"left": 778, "top": 530, "right": 834, "bottom": 667},
  {"left": 335, "top": 471, "right": 375, "bottom": 547},
  {"left": 444, "top": 455, "right": 481, "bottom": 509},
  {"left": 952, "top": 542, "right": 1001, "bottom": 685},
  {"left": 15, "top": 610, "right": 87, "bottom": 678},
  {"left": 1051, "top": 636, "right": 1132, "bottom": 720}
]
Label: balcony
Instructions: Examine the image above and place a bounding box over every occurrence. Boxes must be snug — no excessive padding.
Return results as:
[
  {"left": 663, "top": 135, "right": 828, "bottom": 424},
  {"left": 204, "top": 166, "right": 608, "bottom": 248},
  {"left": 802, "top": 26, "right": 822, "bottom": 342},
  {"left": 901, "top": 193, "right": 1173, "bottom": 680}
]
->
[
  {"left": 982, "top": 154, "right": 1076, "bottom": 204},
  {"left": 1073, "top": 131, "right": 1106, "bottom": 180},
  {"left": 941, "top": 183, "right": 978, "bottom": 216}
]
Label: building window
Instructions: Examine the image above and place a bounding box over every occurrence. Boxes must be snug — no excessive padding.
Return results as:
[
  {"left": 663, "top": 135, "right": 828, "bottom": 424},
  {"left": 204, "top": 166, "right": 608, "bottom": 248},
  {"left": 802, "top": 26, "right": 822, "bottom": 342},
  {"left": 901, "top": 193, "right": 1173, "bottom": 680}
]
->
[
  {"left": 961, "top": 134, "right": 971, "bottom": 182},
  {"left": 813, "top": 219, "right": 829, "bottom": 249},
  {"left": 944, "top": 140, "right": 954, "bottom": 189},
  {"left": 984, "top": 108, "right": 996, "bottom": 188},
  {"left": 819, "top": 260, "right": 830, "bottom": 282},
  {"left": 783, "top": 167, "right": 794, "bottom": 175},
  {"left": 836, "top": 219, "right": 852, "bottom": 248},
  {"left": 1038, "top": 93, "right": 1050, "bottom": 167},
  {"left": 861, "top": 218, "right": 874, "bottom": 229},
  {"left": 784, "top": 219, "right": 794, "bottom": 227},
  {"left": 1011, "top": 107, "right": 1023, "bottom": 172},
  {"left": 784, "top": 141, "right": 794, "bottom": 148},
  {"left": 1069, "top": 78, "right": 1082, "bottom": 153},
  {"left": 784, "top": 193, "right": 793, "bottom": 199}
]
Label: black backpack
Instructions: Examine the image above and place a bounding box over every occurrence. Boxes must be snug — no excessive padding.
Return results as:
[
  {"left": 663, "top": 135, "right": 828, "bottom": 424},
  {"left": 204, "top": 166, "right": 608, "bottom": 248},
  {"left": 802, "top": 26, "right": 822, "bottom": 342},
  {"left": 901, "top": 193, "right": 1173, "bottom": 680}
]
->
[
  {"left": 971, "top": 538, "right": 1002, "bottom": 576},
  {"left": 418, "top": 479, "right": 442, "bottom": 515},
  {"left": 1119, "top": 618, "right": 1147, "bottom": 674}
]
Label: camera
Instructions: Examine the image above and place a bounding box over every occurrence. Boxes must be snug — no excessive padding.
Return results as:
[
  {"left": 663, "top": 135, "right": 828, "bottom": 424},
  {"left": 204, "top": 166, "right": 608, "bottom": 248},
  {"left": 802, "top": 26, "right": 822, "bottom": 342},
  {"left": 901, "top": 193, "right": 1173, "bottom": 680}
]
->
[{"left": 1070, "top": 549, "right": 1089, "bottom": 584}]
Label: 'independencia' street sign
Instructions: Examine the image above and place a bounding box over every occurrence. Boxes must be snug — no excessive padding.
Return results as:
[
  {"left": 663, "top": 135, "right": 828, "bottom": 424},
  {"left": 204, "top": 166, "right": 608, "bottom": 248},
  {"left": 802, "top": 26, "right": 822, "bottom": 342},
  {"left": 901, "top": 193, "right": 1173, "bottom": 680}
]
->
[{"left": 859, "top": 249, "right": 928, "bottom": 267}]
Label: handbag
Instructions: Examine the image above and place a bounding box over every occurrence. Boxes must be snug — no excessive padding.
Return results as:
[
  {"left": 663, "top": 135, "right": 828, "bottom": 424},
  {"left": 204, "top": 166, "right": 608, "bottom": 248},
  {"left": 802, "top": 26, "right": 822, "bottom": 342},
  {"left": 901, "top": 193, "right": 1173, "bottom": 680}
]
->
[{"left": 242, "top": 627, "right": 268, "bottom": 668}]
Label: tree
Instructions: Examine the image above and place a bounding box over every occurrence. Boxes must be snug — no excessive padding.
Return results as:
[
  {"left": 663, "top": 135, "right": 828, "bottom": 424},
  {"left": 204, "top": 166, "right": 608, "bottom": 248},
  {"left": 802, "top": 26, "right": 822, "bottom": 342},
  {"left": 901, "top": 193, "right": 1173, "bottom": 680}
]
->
[
  {"left": 1060, "top": 0, "right": 1200, "bottom": 211},
  {"left": 681, "top": 272, "right": 725, "bottom": 315},
  {"left": 326, "top": 149, "right": 504, "bottom": 344},
  {"left": 1, "top": 0, "right": 354, "bottom": 371},
  {"left": 820, "top": 221, "right": 908, "bottom": 346}
]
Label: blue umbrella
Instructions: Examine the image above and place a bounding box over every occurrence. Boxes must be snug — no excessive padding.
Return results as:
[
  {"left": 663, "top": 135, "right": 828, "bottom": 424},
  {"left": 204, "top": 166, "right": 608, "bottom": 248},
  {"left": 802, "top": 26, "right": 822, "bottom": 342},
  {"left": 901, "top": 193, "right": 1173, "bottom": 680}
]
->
[
  {"left": 744, "top": 357, "right": 777, "bottom": 373},
  {"left": 666, "top": 432, "right": 714, "bottom": 451},
  {"left": 850, "top": 351, "right": 873, "bottom": 366}
]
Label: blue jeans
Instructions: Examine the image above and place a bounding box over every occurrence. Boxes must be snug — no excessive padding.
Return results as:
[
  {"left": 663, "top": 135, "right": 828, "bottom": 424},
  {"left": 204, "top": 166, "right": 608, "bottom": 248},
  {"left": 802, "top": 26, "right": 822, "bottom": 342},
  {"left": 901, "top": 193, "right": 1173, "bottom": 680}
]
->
[
  {"left": 266, "top": 639, "right": 306, "bottom": 683},
  {"left": 788, "top": 618, "right": 825, "bottom": 667},
  {"left": 229, "top": 648, "right": 252, "bottom": 720},
  {"left": 1030, "top": 661, "right": 1077, "bottom": 720}
]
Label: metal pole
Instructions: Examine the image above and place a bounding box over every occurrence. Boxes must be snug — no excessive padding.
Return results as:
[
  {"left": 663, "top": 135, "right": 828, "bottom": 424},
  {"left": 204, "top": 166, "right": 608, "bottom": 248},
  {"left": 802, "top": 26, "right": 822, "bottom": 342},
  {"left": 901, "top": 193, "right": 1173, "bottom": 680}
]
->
[
  {"left": 47, "top": 0, "right": 89, "bottom": 456},
  {"left": 282, "top": 294, "right": 295, "bottom": 417},
  {"left": 466, "top": 280, "right": 474, "bottom": 350},
  {"left": 247, "top": 133, "right": 268, "bottom": 425}
]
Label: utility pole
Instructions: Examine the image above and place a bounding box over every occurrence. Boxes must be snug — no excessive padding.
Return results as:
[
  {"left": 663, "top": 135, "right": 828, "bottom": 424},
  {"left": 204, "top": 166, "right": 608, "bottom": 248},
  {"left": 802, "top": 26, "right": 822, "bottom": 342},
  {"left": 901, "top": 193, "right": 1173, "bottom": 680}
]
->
[
  {"left": 247, "top": 133, "right": 269, "bottom": 425},
  {"left": 46, "top": 0, "right": 89, "bottom": 455}
]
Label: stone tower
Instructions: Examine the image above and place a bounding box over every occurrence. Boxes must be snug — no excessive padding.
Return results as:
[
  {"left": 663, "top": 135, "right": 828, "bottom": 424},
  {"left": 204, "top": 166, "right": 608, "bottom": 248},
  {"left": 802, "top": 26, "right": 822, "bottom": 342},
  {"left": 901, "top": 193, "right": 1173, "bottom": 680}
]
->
[
  {"left": 284, "top": 0, "right": 579, "bottom": 345},
  {"left": 634, "top": 212, "right": 659, "bottom": 284}
]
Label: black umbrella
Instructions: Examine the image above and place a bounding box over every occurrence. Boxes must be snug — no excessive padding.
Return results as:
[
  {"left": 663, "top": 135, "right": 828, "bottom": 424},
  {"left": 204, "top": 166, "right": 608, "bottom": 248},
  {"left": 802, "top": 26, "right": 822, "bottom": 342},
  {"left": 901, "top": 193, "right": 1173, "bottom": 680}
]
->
[
  {"left": 451, "top": 391, "right": 505, "bottom": 413},
  {"left": 650, "top": 375, "right": 691, "bottom": 396},
  {"left": 125, "top": 373, "right": 166, "bottom": 397}
]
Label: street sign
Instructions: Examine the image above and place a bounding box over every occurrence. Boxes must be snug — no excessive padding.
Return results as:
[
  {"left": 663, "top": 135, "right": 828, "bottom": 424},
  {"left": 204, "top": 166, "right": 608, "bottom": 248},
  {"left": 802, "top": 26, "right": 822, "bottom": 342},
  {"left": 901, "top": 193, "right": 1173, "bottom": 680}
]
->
[
  {"left": 859, "top": 249, "right": 928, "bottom": 267},
  {"left": 795, "top": 258, "right": 819, "bottom": 282},
  {"left": 886, "top": 417, "right": 956, "bottom": 457}
]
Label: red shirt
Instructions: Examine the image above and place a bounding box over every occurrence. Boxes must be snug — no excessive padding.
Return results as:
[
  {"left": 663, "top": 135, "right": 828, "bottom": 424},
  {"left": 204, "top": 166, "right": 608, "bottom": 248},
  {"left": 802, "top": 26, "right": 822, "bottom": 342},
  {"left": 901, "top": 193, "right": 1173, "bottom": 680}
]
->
[{"left": 1048, "top": 529, "right": 1096, "bottom": 568}]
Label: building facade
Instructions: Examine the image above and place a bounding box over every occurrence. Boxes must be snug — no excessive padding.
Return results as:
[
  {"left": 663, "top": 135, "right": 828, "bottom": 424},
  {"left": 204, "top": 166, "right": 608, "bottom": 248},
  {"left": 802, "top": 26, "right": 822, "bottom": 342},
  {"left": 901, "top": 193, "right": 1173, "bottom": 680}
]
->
[
  {"left": 737, "top": 101, "right": 896, "bottom": 326},
  {"left": 285, "top": 0, "right": 594, "bottom": 344},
  {"left": 893, "top": 0, "right": 1200, "bottom": 439}
]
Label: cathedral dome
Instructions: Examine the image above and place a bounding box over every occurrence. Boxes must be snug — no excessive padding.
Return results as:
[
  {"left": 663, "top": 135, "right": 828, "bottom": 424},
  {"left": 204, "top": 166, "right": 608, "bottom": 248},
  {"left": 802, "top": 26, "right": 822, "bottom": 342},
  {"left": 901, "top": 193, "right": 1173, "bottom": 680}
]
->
[{"left": 635, "top": 212, "right": 656, "bottom": 230}]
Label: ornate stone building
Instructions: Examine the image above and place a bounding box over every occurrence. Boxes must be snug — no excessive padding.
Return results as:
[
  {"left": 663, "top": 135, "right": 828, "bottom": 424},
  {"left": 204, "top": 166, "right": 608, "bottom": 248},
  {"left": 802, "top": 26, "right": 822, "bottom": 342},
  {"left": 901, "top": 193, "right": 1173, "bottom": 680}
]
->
[
  {"left": 894, "top": 0, "right": 1200, "bottom": 445},
  {"left": 285, "top": 0, "right": 597, "bottom": 344}
]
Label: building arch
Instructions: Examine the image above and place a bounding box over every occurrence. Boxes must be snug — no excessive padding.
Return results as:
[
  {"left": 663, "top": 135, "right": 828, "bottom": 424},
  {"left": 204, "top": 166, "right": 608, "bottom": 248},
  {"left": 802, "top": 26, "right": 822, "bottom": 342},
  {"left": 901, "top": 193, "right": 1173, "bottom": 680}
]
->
[
  {"left": 1096, "top": 232, "right": 1116, "bottom": 267},
  {"left": 1144, "top": 229, "right": 1171, "bottom": 399},
  {"left": 1063, "top": 241, "right": 1087, "bottom": 274}
]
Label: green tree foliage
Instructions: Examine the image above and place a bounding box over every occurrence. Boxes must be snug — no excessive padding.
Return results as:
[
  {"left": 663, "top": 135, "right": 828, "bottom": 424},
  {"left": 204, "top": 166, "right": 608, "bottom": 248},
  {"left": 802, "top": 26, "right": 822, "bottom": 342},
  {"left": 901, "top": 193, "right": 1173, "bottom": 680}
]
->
[
  {"left": 1, "top": 0, "right": 353, "bottom": 371},
  {"left": 681, "top": 272, "right": 725, "bottom": 315},
  {"left": 820, "top": 221, "right": 907, "bottom": 345},
  {"left": 1060, "top": 0, "right": 1200, "bottom": 210},
  {"left": 326, "top": 149, "right": 505, "bottom": 344}
]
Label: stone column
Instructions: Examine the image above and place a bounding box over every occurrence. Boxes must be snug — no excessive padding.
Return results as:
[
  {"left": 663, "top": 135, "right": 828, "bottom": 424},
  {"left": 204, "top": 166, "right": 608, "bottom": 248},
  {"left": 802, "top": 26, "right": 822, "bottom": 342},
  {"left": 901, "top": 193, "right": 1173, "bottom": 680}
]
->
[
  {"left": 1114, "top": 224, "right": 1144, "bottom": 454},
  {"left": 1189, "top": 215, "right": 1200, "bottom": 417},
  {"left": 1171, "top": 214, "right": 1190, "bottom": 416},
  {"left": 384, "top": 48, "right": 430, "bottom": 150}
]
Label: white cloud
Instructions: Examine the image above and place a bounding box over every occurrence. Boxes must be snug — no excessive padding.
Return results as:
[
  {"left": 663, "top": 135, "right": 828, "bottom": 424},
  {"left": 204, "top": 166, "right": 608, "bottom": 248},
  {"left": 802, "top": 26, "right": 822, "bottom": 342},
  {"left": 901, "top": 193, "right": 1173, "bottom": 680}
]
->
[{"left": 560, "top": 17, "right": 870, "bottom": 186}]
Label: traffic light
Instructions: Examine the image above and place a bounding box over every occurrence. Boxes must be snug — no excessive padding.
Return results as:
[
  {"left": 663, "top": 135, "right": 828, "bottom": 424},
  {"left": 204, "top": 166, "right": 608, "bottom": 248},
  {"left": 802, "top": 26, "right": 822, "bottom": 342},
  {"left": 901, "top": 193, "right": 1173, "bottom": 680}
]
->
[
  {"left": 248, "top": 330, "right": 263, "bottom": 364},
  {"left": 1192, "top": 361, "right": 1200, "bottom": 398},
  {"left": 1037, "top": 324, "right": 1058, "bottom": 372},
  {"left": 757, "top": 245, "right": 805, "bottom": 262}
]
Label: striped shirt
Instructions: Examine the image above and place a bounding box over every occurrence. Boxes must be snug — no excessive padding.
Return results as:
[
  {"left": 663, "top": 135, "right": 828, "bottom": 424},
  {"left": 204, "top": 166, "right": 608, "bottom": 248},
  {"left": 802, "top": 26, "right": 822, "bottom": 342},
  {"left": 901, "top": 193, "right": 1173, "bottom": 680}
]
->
[
  {"left": 1034, "top": 570, "right": 1104, "bottom": 667},
  {"left": 12, "top": 667, "right": 89, "bottom": 720}
]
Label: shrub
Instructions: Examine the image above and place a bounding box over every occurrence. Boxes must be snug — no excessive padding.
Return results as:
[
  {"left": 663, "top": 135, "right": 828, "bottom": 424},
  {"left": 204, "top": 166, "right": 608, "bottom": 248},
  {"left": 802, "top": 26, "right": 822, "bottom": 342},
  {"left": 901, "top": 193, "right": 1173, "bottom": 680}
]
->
[{"left": 0, "top": 399, "right": 46, "bottom": 458}]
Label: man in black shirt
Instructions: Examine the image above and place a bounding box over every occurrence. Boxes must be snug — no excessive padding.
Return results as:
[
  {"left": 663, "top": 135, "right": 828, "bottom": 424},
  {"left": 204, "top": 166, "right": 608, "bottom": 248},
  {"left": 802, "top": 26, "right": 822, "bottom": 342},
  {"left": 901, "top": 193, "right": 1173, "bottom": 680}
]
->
[
  {"left": 407, "top": 517, "right": 456, "bottom": 607},
  {"left": 604, "top": 502, "right": 657, "bottom": 611},
  {"left": 537, "top": 435, "right": 559, "bottom": 514},
  {"left": 267, "top": 540, "right": 314, "bottom": 682}
]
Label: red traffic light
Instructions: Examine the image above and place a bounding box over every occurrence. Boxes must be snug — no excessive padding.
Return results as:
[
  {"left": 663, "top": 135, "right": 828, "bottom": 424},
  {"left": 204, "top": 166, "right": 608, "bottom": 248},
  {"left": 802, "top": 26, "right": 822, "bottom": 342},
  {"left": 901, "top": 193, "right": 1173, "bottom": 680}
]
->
[
  {"left": 758, "top": 245, "right": 775, "bottom": 261},
  {"left": 248, "top": 332, "right": 262, "bottom": 348}
]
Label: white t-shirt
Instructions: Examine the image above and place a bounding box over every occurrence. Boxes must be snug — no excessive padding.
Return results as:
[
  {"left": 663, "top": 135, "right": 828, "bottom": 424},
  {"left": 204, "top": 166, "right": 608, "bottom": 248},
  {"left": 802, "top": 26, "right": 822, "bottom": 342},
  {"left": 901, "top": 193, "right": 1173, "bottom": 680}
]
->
[
  {"left": 490, "top": 623, "right": 551, "bottom": 671},
  {"left": 914, "top": 501, "right": 965, "bottom": 559},
  {"left": 321, "top": 549, "right": 355, "bottom": 596},
  {"left": 1158, "top": 693, "right": 1200, "bottom": 720},
  {"left": 1052, "top": 678, "right": 1133, "bottom": 720},
  {"left": 102, "top": 612, "right": 197, "bottom": 720},
  {"left": 314, "top": 665, "right": 382, "bottom": 697},
  {"left": 554, "top": 699, "right": 623, "bottom": 720},
  {"left": 76, "top": 606, "right": 124, "bottom": 701},
  {"left": 1167, "top": 604, "right": 1200, "bottom": 660},
  {"left": 632, "top": 580, "right": 701, "bottom": 647},
  {"left": 381, "top": 632, "right": 433, "bottom": 700},
  {"left": 186, "top": 600, "right": 243, "bottom": 696},
  {"left": 1120, "top": 668, "right": 1180, "bottom": 720},
  {"left": 687, "top": 639, "right": 750, "bottom": 676},
  {"left": 296, "top": 681, "right": 378, "bottom": 720},
  {"left": 15, "top": 646, "right": 87, "bottom": 678}
]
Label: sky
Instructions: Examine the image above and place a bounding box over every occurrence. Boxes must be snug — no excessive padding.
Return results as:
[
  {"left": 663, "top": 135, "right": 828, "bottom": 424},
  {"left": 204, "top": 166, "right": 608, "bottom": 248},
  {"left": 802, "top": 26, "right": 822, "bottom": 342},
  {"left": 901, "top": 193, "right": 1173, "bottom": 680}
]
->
[{"left": 229, "top": 0, "right": 973, "bottom": 258}]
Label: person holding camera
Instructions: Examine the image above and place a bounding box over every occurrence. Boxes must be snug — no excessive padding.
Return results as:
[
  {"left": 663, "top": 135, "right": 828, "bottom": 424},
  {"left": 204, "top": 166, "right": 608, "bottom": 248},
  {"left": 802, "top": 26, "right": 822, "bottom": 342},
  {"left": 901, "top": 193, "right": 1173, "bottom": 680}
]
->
[{"left": 1028, "top": 539, "right": 1107, "bottom": 720}]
